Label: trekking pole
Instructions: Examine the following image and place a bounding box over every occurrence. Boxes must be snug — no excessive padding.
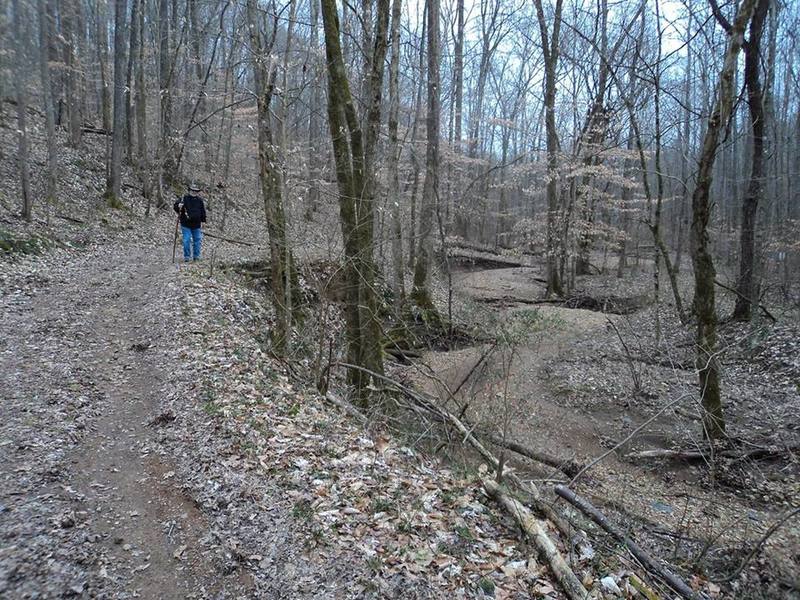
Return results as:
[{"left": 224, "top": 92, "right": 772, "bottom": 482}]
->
[{"left": 172, "top": 214, "right": 180, "bottom": 264}]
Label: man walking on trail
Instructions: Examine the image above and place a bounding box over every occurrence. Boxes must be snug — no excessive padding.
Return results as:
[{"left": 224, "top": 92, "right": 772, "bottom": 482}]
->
[{"left": 174, "top": 183, "right": 207, "bottom": 262}]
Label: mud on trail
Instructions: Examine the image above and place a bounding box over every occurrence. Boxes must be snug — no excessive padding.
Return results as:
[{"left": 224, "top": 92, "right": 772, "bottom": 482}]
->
[
  {"left": 414, "top": 264, "right": 800, "bottom": 597},
  {"left": 0, "top": 242, "right": 251, "bottom": 598}
]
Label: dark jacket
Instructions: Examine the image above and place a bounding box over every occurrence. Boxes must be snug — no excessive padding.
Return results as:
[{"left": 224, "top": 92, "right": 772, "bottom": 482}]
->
[{"left": 174, "top": 194, "right": 207, "bottom": 229}]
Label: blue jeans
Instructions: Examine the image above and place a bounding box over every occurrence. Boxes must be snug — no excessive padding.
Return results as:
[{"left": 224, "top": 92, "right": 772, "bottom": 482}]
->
[{"left": 181, "top": 226, "right": 202, "bottom": 260}]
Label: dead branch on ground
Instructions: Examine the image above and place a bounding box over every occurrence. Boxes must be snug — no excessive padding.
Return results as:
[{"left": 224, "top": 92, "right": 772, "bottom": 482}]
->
[
  {"left": 714, "top": 278, "right": 776, "bottom": 323},
  {"left": 333, "top": 361, "right": 580, "bottom": 543},
  {"left": 626, "top": 444, "right": 800, "bottom": 462},
  {"left": 554, "top": 485, "right": 699, "bottom": 600},
  {"left": 487, "top": 434, "right": 582, "bottom": 478},
  {"left": 203, "top": 231, "right": 256, "bottom": 246},
  {"left": 483, "top": 478, "right": 589, "bottom": 600}
]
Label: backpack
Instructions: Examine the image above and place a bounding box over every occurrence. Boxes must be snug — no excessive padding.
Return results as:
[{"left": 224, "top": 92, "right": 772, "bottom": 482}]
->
[{"left": 184, "top": 196, "right": 203, "bottom": 222}]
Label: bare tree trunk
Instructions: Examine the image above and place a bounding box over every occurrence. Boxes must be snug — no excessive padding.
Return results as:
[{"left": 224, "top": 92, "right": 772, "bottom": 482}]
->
[
  {"left": 388, "top": 0, "right": 405, "bottom": 302},
  {"left": 674, "top": 11, "right": 693, "bottom": 275},
  {"left": 38, "top": 0, "right": 58, "bottom": 220},
  {"left": 574, "top": 0, "right": 610, "bottom": 276},
  {"left": 188, "top": 0, "right": 211, "bottom": 174},
  {"left": 158, "top": 0, "right": 174, "bottom": 203},
  {"left": 305, "top": 0, "right": 323, "bottom": 220},
  {"left": 406, "top": 9, "right": 426, "bottom": 267},
  {"left": 11, "top": 0, "right": 32, "bottom": 221},
  {"left": 246, "top": 0, "right": 293, "bottom": 355},
  {"left": 320, "top": 0, "right": 389, "bottom": 401},
  {"left": 619, "top": 4, "right": 687, "bottom": 323},
  {"left": 106, "top": 0, "right": 127, "bottom": 206},
  {"left": 691, "top": 0, "right": 757, "bottom": 440},
  {"left": 533, "top": 0, "right": 565, "bottom": 298},
  {"left": 124, "top": 0, "right": 139, "bottom": 161},
  {"left": 467, "top": 0, "right": 502, "bottom": 159},
  {"left": 616, "top": 132, "right": 634, "bottom": 278},
  {"left": 411, "top": 0, "right": 441, "bottom": 314},
  {"left": 135, "top": 0, "right": 150, "bottom": 205},
  {"left": 453, "top": 0, "right": 464, "bottom": 150},
  {"left": 732, "top": 0, "right": 770, "bottom": 321},
  {"left": 63, "top": 0, "right": 83, "bottom": 147},
  {"left": 96, "top": 0, "right": 112, "bottom": 134}
]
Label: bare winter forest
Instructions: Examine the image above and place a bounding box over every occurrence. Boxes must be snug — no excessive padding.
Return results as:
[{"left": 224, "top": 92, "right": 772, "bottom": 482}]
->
[{"left": 1, "top": 0, "right": 799, "bottom": 598}]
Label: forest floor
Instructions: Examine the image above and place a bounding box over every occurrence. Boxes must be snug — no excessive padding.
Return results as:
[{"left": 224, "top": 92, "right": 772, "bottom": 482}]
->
[
  {"left": 1, "top": 220, "right": 591, "bottom": 599},
  {"left": 410, "top": 260, "right": 800, "bottom": 599}
]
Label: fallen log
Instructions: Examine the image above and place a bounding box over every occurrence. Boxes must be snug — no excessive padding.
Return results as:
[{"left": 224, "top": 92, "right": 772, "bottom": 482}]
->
[
  {"left": 626, "top": 444, "right": 800, "bottom": 463},
  {"left": 81, "top": 125, "right": 110, "bottom": 135},
  {"left": 475, "top": 295, "right": 544, "bottom": 306},
  {"left": 628, "top": 573, "right": 662, "bottom": 600},
  {"left": 487, "top": 435, "right": 582, "bottom": 478},
  {"left": 606, "top": 354, "right": 694, "bottom": 372},
  {"left": 554, "top": 485, "right": 698, "bottom": 600},
  {"left": 626, "top": 449, "right": 705, "bottom": 461},
  {"left": 483, "top": 478, "right": 589, "bottom": 600},
  {"left": 384, "top": 346, "right": 422, "bottom": 362},
  {"left": 447, "top": 247, "right": 534, "bottom": 269}
]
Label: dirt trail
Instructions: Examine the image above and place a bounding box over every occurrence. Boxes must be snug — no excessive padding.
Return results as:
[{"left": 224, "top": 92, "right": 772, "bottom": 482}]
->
[{"left": 0, "top": 243, "right": 247, "bottom": 598}]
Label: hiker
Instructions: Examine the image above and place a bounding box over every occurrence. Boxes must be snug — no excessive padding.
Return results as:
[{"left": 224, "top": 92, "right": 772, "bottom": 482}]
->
[{"left": 174, "top": 183, "right": 207, "bottom": 262}]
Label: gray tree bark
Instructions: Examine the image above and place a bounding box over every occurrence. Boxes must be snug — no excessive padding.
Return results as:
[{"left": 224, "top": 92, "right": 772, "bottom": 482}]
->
[
  {"left": 691, "top": 0, "right": 758, "bottom": 440},
  {"left": 320, "top": 0, "right": 390, "bottom": 401},
  {"left": 106, "top": 0, "right": 127, "bottom": 206},
  {"left": 388, "top": 0, "right": 405, "bottom": 302},
  {"left": 728, "top": 0, "right": 771, "bottom": 320},
  {"left": 411, "top": 0, "right": 441, "bottom": 314},
  {"left": 533, "top": 0, "right": 565, "bottom": 298},
  {"left": 11, "top": 0, "right": 32, "bottom": 221},
  {"left": 38, "top": 0, "right": 58, "bottom": 219},
  {"left": 246, "top": 0, "right": 294, "bottom": 355}
]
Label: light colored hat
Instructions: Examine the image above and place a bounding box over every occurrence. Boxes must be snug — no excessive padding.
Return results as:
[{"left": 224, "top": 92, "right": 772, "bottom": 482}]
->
[{"left": 188, "top": 182, "right": 203, "bottom": 192}]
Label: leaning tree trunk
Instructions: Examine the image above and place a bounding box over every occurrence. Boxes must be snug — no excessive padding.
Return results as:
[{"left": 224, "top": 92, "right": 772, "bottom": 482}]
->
[{"left": 691, "top": 0, "right": 758, "bottom": 440}]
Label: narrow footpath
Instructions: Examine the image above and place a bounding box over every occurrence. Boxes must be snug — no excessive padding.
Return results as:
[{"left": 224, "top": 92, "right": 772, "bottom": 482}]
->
[{"left": 0, "top": 241, "right": 250, "bottom": 598}]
